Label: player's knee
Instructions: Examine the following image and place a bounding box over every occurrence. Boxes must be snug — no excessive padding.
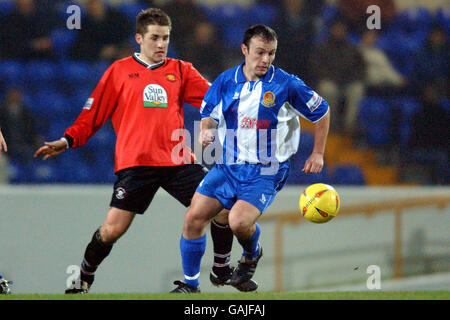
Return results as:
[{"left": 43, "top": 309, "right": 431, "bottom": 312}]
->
[
  {"left": 213, "top": 210, "right": 229, "bottom": 225},
  {"left": 184, "top": 208, "right": 207, "bottom": 233},
  {"left": 100, "top": 224, "right": 125, "bottom": 243},
  {"left": 228, "top": 216, "right": 252, "bottom": 237}
]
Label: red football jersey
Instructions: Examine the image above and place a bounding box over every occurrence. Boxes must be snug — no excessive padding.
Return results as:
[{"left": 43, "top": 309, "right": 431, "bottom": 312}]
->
[{"left": 65, "top": 54, "right": 210, "bottom": 172}]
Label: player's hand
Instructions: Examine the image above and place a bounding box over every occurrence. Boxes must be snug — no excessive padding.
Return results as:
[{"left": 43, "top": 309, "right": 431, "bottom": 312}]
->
[
  {"left": 199, "top": 129, "right": 215, "bottom": 147},
  {"left": 302, "top": 152, "right": 324, "bottom": 174},
  {"left": 34, "top": 139, "right": 67, "bottom": 160},
  {"left": 0, "top": 130, "right": 7, "bottom": 155}
]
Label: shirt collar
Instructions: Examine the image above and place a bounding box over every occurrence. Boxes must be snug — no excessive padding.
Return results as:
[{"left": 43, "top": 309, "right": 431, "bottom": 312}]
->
[
  {"left": 234, "top": 61, "right": 275, "bottom": 84},
  {"left": 133, "top": 53, "right": 165, "bottom": 70}
]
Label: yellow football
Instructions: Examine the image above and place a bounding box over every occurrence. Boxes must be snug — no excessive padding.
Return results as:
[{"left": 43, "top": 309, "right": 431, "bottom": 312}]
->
[{"left": 299, "top": 183, "right": 340, "bottom": 223}]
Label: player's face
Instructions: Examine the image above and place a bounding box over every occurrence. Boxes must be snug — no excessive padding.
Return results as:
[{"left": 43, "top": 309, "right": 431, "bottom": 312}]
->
[
  {"left": 241, "top": 36, "right": 277, "bottom": 81},
  {"left": 136, "top": 24, "right": 170, "bottom": 64}
]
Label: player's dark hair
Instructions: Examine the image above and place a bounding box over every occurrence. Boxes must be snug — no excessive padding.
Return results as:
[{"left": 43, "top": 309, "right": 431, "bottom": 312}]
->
[
  {"left": 242, "top": 24, "right": 277, "bottom": 48},
  {"left": 136, "top": 8, "right": 172, "bottom": 35}
]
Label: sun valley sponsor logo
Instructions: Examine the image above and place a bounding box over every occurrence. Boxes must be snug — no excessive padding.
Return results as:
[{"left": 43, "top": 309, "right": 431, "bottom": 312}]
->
[{"left": 143, "top": 84, "right": 168, "bottom": 108}]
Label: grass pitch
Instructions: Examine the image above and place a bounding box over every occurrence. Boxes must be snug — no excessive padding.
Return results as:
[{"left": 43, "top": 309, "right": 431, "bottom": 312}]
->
[{"left": 1, "top": 291, "right": 448, "bottom": 300}]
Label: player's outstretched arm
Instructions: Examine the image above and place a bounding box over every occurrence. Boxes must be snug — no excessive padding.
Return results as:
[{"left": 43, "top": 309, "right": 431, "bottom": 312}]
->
[
  {"left": 303, "top": 111, "right": 330, "bottom": 174},
  {"left": 34, "top": 138, "right": 68, "bottom": 160},
  {"left": 0, "top": 129, "right": 7, "bottom": 155}
]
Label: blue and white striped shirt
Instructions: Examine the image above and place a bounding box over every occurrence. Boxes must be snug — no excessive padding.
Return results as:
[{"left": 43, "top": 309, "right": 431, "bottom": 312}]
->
[{"left": 200, "top": 62, "right": 329, "bottom": 165}]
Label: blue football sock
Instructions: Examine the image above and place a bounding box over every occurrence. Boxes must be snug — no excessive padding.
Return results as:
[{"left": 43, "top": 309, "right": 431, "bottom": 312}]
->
[
  {"left": 180, "top": 234, "right": 206, "bottom": 288},
  {"left": 237, "top": 222, "right": 261, "bottom": 259}
]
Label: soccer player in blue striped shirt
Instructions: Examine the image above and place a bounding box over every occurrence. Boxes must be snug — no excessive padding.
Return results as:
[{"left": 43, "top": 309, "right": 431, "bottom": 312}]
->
[{"left": 171, "top": 24, "right": 330, "bottom": 293}]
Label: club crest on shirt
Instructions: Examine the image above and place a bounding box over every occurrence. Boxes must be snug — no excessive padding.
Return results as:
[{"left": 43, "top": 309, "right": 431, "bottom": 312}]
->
[
  {"left": 261, "top": 91, "right": 275, "bottom": 107},
  {"left": 143, "top": 84, "right": 168, "bottom": 108},
  {"left": 166, "top": 73, "right": 176, "bottom": 82},
  {"left": 115, "top": 187, "right": 127, "bottom": 200}
]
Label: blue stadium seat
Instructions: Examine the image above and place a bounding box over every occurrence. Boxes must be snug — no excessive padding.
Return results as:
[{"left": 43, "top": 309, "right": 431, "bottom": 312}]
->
[
  {"left": 92, "top": 162, "right": 116, "bottom": 183},
  {"left": 53, "top": 150, "right": 98, "bottom": 183},
  {"left": 358, "top": 97, "right": 392, "bottom": 146},
  {"left": 125, "top": 33, "right": 140, "bottom": 53},
  {"left": 370, "top": 124, "right": 392, "bottom": 146},
  {"left": 435, "top": 7, "right": 450, "bottom": 34},
  {"left": 28, "top": 162, "right": 60, "bottom": 183},
  {"left": 222, "top": 24, "right": 249, "bottom": 48},
  {"left": 376, "top": 30, "right": 422, "bottom": 73},
  {"left": 24, "top": 61, "right": 58, "bottom": 85},
  {"left": 167, "top": 44, "right": 179, "bottom": 60},
  {"left": 70, "top": 87, "right": 92, "bottom": 114},
  {"left": 376, "top": 13, "right": 427, "bottom": 76},
  {"left": 303, "top": 166, "right": 331, "bottom": 185},
  {"left": 321, "top": 5, "right": 339, "bottom": 26},
  {"left": 393, "top": 7, "right": 434, "bottom": 33},
  {"left": 286, "top": 132, "right": 331, "bottom": 185},
  {"left": 205, "top": 3, "right": 251, "bottom": 48},
  {"left": 88, "top": 125, "right": 116, "bottom": 150},
  {"left": 45, "top": 120, "right": 73, "bottom": 140},
  {"left": 247, "top": 3, "right": 279, "bottom": 26},
  {"left": 0, "top": 0, "right": 14, "bottom": 15},
  {"left": 90, "top": 61, "right": 109, "bottom": 82},
  {"left": 57, "top": 148, "right": 82, "bottom": 163},
  {"left": 393, "top": 97, "right": 420, "bottom": 147},
  {"left": 331, "top": 164, "right": 365, "bottom": 185},
  {"left": 64, "top": 96, "right": 83, "bottom": 120},
  {"left": 299, "top": 131, "right": 314, "bottom": 153},
  {"left": 347, "top": 32, "right": 362, "bottom": 45},
  {"left": 395, "top": 97, "right": 420, "bottom": 118},
  {"left": 382, "top": 9, "right": 432, "bottom": 74},
  {"left": 63, "top": 160, "right": 97, "bottom": 184},
  {"left": 204, "top": 3, "right": 248, "bottom": 26},
  {"left": 0, "top": 60, "right": 25, "bottom": 87},
  {"left": 314, "top": 5, "right": 339, "bottom": 44},
  {"left": 286, "top": 163, "right": 331, "bottom": 185},
  {"left": 89, "top": 150, "right": 115, "bottom": 183},
  {"left": 358, "top": 97, "right": 389, "bottom": 126},
  {"left": 59, "top": 60, "right": 93, "bottom": 85},
  {"left": 439, "top": 97, "right": 450, "bottom": 112},
  {"left": 50, "top": 29, "right": 77, "bottom": 58},
  {"left": 20, "top": 90, "right": 34, "bottom": 107},
  {"left": 117, "top": 1, "right": 147, "bottom": 24},
  {"left": 31, "top": 89, "right": 70, "bottom": 120},
  {"left": 8, "top": 160, "right": 29, "bottom": 184}
]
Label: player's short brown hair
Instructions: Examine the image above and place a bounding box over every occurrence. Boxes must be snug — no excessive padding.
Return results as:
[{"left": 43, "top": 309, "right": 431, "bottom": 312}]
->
[
  {"left": 136, "top": 8, "right": 172, "bottom": 35},
  {"left": 242, "top": 24, "right": 277, "bottom": 48}
]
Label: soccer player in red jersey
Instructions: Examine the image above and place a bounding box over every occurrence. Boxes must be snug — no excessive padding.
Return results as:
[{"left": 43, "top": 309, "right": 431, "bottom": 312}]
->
[{"left": 34, "top": 8, "right": 256, "bottom": 293}]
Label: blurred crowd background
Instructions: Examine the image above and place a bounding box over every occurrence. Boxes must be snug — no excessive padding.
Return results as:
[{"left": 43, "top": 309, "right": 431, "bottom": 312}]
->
[{"left": 0, "top": 0, "right": 448, "bottom": 185}]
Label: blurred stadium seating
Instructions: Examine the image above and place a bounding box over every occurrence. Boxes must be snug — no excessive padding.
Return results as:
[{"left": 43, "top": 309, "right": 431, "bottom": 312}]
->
[{"left": 0, "top": 0, "right": 447, "bottom": 185}]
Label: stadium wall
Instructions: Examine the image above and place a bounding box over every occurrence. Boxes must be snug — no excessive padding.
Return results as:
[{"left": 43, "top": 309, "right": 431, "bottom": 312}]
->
[{"left": 0, "top": 185, "right": 449, "bottom": 294}]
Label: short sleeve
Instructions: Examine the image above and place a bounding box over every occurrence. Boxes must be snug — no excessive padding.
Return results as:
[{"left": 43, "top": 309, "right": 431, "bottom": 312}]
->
[
  {"left": 288, "top": 75, "right": 329, "bottom": 122},
  {"left": 181, "top": 61, "right": 211, "bottom": 108},
  {"left": 200, "top": 73, "right": 224, "bottom": 122}
]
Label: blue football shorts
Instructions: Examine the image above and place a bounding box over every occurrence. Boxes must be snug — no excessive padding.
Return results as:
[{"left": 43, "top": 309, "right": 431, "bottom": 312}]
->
[{"left": 196, "top": 161, "right": 290, "bottom": 213}]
